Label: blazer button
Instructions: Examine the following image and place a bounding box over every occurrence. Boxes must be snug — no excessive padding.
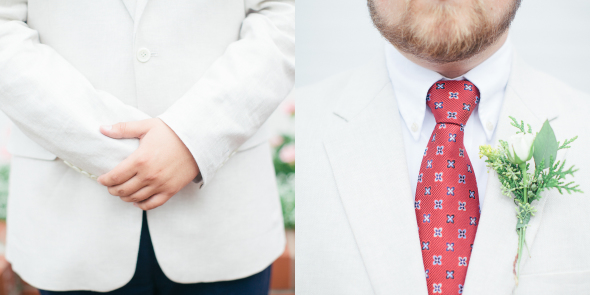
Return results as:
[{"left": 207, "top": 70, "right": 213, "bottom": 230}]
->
[{"left": 137, "top": 48, "right": 151, "bottom": 62}]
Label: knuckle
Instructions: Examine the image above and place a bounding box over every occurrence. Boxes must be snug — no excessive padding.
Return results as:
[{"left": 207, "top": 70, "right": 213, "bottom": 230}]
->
[
  {"left": 159, "top": 186, "right": 172, "bottom": 194},
  {"left": 109, "top": 174, "right": 119, "bottom": 183},
  {"left": 155, "top": 181, "right": 166, "bottom": 189},
  {"left": 136, "top": 156, "right": 149, "bottom": 166},
  {"left": 144, "top": 173, "right": 158, "bottom": 182},
  {"left": 117, "top": 188, "right": 126, "bottom": 196}
]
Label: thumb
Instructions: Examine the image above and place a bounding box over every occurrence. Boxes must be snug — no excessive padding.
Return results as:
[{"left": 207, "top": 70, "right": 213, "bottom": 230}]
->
[{"left": 100, "top": 120, "right": 150, "bottom": 139}]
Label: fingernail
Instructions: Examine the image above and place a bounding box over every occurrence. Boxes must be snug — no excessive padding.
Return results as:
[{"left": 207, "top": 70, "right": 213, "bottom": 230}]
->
[
  {"left": 101, "top": 125, "right": 112, "bottom": 131},
  {"left": 133, "top": 203, "right": 139, "bottom": 207}
]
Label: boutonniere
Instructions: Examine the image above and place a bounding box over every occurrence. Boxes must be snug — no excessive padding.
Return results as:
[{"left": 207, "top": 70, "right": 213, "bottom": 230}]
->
[{"left": 479, "top": 116, "right": 582, "bottom": 285}]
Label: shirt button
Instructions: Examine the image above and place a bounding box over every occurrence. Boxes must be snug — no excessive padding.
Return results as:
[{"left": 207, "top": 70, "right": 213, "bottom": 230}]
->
[
  {"left": 137, "top": 48, "right": 151, "bottom": 63},
  {"left": 411, "top": 123, "right": 419, "bottom": 132},
  {"left": 486, "top": 121, "right": 494, "bottom": 131}
]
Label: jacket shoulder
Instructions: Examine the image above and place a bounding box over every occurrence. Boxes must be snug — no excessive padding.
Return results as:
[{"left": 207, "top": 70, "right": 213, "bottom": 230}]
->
[
  {"left": 510, "top": 57, "right": 590, "bottom": 120},
  {"left": 296, "top": 57, "right": 390, "bottom": 131},
  {"left": 296, "top": 69, "right": 357, "bottom": 125}
]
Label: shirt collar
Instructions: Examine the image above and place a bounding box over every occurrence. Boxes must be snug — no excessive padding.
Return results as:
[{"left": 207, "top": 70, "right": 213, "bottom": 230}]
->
[{"left": 385, "top": 36, "right": 513, "bottom": 141}]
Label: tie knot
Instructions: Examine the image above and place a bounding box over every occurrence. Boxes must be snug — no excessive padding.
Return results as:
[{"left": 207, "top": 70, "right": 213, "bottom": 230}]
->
[{"left": 426, "top": 80, "right": 480, "bottom": 125}]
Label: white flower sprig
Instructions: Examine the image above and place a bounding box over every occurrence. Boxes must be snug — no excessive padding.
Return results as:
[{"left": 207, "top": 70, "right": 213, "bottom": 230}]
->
[{"left": 479, "top": 116, "right": 582, "bottom": 286}]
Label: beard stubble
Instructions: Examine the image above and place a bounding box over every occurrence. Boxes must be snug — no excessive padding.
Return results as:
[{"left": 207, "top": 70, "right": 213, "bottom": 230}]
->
[{"left": 369, "top": 0, "right": 521, "bottom": 63}]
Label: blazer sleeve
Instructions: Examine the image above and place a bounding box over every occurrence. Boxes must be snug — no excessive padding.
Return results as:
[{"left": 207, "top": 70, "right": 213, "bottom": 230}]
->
[
  {"left": 0, "top": 0, "right": 151, "bottom": 177},
  {"left": 157, "top": 0, "right": 295, "bottom": 186}
]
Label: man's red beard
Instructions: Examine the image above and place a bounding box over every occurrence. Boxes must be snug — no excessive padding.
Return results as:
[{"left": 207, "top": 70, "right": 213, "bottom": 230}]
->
[{"left": 368, "top": 0, "right": 520, "bottom": 64}]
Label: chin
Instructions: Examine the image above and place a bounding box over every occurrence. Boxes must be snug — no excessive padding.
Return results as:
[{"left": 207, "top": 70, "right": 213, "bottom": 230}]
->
[{"left": 369, "top": 0, "right": 519, "bottom": 63}]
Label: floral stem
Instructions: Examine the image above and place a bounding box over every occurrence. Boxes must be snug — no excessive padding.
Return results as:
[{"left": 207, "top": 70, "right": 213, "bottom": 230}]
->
[
  {"left": 520, "top": 163, "right": 528, "bottom": 204},
  {"left": 516, "top": 163, "right": 529, "bottom": 283},
  {"left": 516, "top": 227, "right": 526, "bottom": 282}
]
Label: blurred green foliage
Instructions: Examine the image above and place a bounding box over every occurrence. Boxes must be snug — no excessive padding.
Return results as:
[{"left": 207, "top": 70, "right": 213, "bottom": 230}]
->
[
  {"left": 0, "top": 165, "right": 8, "bottom": 220},
  {"left": 277, "top": 173, "right": 294, "bottom": 229},
  {"left": 272, "top": 134, "right": 295, "bottom": 175},
  {"left": 272, "top": 133, "right": 295, "bottom": 229}
]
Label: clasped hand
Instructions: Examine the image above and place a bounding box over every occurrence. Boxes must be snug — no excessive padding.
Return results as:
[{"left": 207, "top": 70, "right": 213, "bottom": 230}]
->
[{"left": 96, "top": 118, "right": 199, "bottom": 210}]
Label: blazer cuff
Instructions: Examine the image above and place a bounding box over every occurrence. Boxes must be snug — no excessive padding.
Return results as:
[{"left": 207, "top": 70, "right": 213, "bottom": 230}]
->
[
  {"left": 157, "top": 114, "right": 216, "bottom": 188},
  {"left": 192, "top": 172, "right": 204, "bottom": 188}
]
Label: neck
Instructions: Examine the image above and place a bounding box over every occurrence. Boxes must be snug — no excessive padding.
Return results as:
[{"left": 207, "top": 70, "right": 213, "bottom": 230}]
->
[{"left": 397, "top": 31, "right": 509, "bottom": 79}]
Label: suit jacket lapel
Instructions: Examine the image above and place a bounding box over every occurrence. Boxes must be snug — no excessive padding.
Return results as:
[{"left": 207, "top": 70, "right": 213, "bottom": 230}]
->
[
  {"left": 121, "top": 0, "right": 149, "bottom": 33},
  {"left": 323, "top": 58, "right": 429, "bottom": 295},
  {"left": 462, "top": 55, "right": 557, "bottom": 295},
  {"left": 121, "top": 0, "right": 137, "bottom": 21}
]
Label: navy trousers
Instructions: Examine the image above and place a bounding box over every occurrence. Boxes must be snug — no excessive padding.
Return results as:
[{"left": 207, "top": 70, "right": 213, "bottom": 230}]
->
[{"left": 39, "top": 212, "right": 272, "bottom": 295}]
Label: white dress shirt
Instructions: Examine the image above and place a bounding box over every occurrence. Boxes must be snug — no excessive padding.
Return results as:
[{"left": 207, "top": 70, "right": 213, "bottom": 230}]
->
[{"left": 385, "top": 38, "right": 513, "bottom": 207}]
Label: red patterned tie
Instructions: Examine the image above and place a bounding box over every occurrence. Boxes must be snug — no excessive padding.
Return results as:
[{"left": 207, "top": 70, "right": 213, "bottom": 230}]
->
[{"left": 415, "top": 80, "right": 481, "bottom": 294}]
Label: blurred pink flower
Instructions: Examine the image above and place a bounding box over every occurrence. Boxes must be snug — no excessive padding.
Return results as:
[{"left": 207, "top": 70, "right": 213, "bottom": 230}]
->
[
  {"left": 279, "top": 144, "right": 295, "bottom": 164},
  {"left": 0, "top": 147, "right": 11, "bottom": 162},
  {"left": 283, "top": 100, "right": 295, "bottom": 116},
  {"left": 269, "top": 135, "right": 284, "bottom": 148}
]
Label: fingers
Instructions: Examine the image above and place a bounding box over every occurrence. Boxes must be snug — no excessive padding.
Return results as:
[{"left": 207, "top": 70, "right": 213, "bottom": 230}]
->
[
  {"left": 133, "top": 193, "right": 172, "bottom": 211},
  {"left": 97, "top": 155, "right": 139, "bottom": 186},
  {"left": 100, "top": 119, "right": 152, "bottom": 139},
  {"left": 120, "top": 185, "right": 156, "bottom": 203},
  {"left": 107, "top": 176, "right": 146, "bottom": 197}
]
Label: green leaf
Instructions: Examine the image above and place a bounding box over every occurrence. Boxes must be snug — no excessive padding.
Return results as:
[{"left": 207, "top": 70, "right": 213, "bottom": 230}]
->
[
  {"left": 516, "top": 212, "right": 531, "bottom": 229},
  {"left": 533, "top": 120, "right": 558, "bottom": 169}
]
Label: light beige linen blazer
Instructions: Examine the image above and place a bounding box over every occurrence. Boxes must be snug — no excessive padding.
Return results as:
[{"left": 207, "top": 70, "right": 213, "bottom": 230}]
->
[
  {"left": 0, "top": 0, "right": 294, "bottom": 291},
  {"left": 296, "top": 52, "right": 590, "bottom": 294}
]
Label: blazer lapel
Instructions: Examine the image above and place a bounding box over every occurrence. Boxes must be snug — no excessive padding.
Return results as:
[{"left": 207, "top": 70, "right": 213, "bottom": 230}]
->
[
  {"left": 121, "top": 0, "right": 137, "bottom": 21},
  {"left": 121, "top": 0, "right": 149, "bottom": 33},
  {"left": 462, "top": 55, "right": 558, "bottom": 295},
  {"left": 323, "top": 59, "right": 429, "bottom": 295}
]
